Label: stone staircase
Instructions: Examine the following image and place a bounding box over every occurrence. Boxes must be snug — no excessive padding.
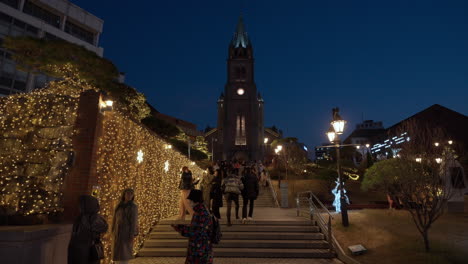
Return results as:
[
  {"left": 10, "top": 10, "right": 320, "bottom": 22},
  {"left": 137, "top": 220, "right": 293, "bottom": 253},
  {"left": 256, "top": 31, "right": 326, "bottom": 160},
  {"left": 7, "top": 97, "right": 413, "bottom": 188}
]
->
[
  {"left": 138, "top": 218, "right": 335, "bottom": 258},
  {"left": 239, "top": 185, "right": 276, "bottom": 207}
]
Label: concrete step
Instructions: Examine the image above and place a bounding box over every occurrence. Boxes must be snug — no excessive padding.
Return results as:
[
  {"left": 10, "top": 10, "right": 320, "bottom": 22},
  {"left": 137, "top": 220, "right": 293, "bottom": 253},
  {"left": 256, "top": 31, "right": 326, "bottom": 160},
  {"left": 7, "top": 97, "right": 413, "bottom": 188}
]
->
[
  {"left": 150, "top": 232, "right": 325, "bottom": 240},
  {"left": 144, "top": 239, "right": 329, "bottom": 249},
  {"left": 158, "top": 220, "right": 314, "bottom": 226},
  {"left": 153, "top": 225, "right": 320, "bottom": 233},
  {"left": 138, "top": 247, "right": 335, "bottom": 258}
]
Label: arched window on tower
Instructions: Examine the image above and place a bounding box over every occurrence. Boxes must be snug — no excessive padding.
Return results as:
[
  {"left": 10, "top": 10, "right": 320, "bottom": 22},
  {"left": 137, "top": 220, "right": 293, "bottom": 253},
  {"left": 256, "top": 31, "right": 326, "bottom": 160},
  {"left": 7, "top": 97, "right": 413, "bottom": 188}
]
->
[
  {"left": 235, "top": 114, "right": 246, "bottom": 145},
  {"left": 240, "top": 66, "right": 246, "bottom": 81}
]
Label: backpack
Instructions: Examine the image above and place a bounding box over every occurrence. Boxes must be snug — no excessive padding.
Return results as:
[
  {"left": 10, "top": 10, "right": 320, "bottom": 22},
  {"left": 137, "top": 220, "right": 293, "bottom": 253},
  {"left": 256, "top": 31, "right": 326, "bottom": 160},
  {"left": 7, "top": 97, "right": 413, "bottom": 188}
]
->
[{"left": 210, "top": 214, "right": 222, "bottom": 244}]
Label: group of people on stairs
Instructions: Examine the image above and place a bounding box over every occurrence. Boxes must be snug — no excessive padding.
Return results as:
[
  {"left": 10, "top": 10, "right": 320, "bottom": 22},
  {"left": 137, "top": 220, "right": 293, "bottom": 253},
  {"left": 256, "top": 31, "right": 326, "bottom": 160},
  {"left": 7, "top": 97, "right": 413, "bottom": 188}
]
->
[{"left": 66, "top": 159, "right": 269, "bottom": 264}]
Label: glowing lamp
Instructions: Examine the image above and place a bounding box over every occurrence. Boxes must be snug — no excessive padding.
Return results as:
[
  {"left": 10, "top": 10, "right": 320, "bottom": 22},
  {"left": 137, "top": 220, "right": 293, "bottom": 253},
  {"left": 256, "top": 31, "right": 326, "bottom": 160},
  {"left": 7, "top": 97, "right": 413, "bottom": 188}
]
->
[
  {"left": 448, "top": 140, "right": 453, "bottom": 145},
  {"left": 277, "top": 145, "right": 283, "bottom": 151},
  {"left": 415, "top": 158, "right": 422, "bottom": 163},
  {"left": 356, "top": 146, "right": 360, "bottom": 149},
  {"left": 264, "top": 138, "right": 269, "bottom": 144},
  {"left": 365, "top": 144, "right": 370, "bottom": 148},
  {"left": 434, "top": 142, "right": 439, "bottom": 147},
  {"left": 435, "top": 158, "right": 442, "bottom": 164},
  {"left": 100, "top": 99, "right": 114, "bottom": 112},
  {"left": 326, "top": 126, "right": 336, "bottom": 143}
]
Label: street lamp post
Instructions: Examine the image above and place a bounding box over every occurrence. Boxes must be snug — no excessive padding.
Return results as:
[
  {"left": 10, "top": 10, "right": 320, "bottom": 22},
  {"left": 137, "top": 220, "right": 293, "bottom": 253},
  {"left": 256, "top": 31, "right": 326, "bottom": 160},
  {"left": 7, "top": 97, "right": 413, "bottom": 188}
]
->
[
  {"left": 327, "top": 107, "right": 349, "bottom": 227},
  {"left": 211, "top": 137, "right": 217, "bottom": 162}
]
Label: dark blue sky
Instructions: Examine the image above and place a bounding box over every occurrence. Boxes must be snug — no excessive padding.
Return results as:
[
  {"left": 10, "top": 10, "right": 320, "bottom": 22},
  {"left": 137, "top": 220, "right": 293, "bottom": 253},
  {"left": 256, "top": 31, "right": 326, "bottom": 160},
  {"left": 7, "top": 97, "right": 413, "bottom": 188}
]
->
[{"left": 76, "top": 0, "right": 468, "bottom": 148}]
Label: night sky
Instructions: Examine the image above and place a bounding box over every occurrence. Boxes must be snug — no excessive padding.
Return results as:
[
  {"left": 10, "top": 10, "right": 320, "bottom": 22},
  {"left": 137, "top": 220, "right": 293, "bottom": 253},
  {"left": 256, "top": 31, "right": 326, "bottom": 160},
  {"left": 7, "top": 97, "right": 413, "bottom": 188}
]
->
[{"left": 75, "top": 0, "right": 468, "bottom": 149}]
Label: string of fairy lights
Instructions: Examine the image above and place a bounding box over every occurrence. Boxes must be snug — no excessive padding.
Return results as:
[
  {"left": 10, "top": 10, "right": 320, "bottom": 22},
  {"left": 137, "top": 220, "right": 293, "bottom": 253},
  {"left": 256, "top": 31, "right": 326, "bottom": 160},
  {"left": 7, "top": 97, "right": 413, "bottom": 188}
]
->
[
  {"left": 95, "top": 110, "right": 204, "bottom": 262},
  {"left": 0, "top": 87, "right": 79, "bottom": 216}
]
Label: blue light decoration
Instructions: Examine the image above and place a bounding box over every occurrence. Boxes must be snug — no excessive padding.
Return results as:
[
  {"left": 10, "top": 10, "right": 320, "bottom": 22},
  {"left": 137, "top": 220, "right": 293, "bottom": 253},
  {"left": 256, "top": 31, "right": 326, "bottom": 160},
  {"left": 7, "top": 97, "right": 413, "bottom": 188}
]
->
[{"left": 332, "top": 179, "right": 349, "bottom": 213}]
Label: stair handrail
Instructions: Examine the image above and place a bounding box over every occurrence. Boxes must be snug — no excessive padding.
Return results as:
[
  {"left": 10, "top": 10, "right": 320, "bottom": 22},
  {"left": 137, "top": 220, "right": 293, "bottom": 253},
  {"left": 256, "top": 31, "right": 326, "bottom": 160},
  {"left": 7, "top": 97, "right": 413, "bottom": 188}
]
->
[
  {"left": 266, "top": 172, "right": 280, "bottom": 207},
  {"left": 296, "top": 191, "right": 361, "bottom": 264}
]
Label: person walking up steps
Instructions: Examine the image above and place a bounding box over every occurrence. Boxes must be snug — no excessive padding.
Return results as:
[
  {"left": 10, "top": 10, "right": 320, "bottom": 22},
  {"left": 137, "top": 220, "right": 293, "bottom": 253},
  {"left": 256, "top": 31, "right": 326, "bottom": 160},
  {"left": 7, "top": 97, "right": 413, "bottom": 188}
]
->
[
  {"left": 241, "top": 167, "right": 259, "bottom": 223},
  {"left": 177, "top": 166, "right": 195, "bottom": 220},
  {"left": 222, "top": 169, "right": 243, "bottom": 226}
]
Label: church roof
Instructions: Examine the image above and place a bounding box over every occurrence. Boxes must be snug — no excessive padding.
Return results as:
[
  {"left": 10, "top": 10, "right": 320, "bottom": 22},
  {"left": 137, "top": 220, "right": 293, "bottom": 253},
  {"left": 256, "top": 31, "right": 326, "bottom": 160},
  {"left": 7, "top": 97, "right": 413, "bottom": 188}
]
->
[{"left": 231, "top": 15, "right": 250, "bottom": 48}]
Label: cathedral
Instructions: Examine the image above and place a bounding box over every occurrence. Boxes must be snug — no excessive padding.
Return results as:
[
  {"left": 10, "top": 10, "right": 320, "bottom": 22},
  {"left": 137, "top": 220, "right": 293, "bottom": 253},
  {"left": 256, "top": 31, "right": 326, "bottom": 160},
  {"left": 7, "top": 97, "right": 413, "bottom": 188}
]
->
[{"left": 205, "top": 16, "right": 280, "bottom": 161}]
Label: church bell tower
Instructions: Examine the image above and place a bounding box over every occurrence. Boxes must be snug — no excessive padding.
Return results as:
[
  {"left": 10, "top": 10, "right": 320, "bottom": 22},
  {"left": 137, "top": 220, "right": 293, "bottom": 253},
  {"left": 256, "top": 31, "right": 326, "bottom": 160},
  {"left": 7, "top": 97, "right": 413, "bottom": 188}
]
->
[{"left": 216, "top": 15, "right": 264, "bottom": 161}]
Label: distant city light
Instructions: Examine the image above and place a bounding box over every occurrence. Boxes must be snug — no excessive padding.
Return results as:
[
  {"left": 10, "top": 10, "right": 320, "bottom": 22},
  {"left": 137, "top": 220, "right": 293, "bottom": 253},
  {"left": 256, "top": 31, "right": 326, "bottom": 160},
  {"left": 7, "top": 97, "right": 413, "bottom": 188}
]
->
[{"left": 415, "top": 158, "right": 422, "bottom": 163}]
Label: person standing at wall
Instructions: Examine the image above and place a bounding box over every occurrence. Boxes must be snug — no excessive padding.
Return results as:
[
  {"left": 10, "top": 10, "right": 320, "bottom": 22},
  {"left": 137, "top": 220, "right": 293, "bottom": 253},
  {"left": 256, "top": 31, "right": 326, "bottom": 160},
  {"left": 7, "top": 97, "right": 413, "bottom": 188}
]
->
[
  {"left": 241, "top": 167, "right": 259, "bottom": 223},
  {"left": 172, "top": 189, "right": 214, "bottom": 264},
  {"left": 178, "top": 166, "right": 195, "bottom": 220},
  {"left": 222, "top": 169, "right": 244, "bottom": 226},
  {"left": 112, "top": 189, "right": 139, "bottom": 264},
  {"left": 68, "top": 195, "right": 108, "bottom": 264}
]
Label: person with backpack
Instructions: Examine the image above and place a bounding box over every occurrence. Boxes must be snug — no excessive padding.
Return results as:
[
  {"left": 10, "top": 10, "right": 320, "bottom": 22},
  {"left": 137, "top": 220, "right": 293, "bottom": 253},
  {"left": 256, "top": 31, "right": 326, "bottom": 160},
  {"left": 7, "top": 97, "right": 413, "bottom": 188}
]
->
[
  {"left": 222, "top": 169, "right": 244, "bottom": 226},
  {"left": 241, "top": 167, "right": 260, "bottom": 223},
  {"left": 68, "top": 195, "right": 108, "bottom": 264},
  {"left": 172, "top": 189, "right": 214, "bottom": 264}
]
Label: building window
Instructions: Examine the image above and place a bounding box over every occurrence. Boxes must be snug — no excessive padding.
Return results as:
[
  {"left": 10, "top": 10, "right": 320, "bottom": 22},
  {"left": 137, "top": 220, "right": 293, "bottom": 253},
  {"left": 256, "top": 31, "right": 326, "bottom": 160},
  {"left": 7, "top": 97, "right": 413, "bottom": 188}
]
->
[
  {"left": 65, "top": 21, "right": 95, "bottom": 45},
  {"left": 235, "top": 114, "right": 246, "bottom": 146},
  {"left": 0, "top": 0, "right": 19, "bottom": 9},
  {"left": 23, "top": 0, "right": 61, "bottom": 28}
]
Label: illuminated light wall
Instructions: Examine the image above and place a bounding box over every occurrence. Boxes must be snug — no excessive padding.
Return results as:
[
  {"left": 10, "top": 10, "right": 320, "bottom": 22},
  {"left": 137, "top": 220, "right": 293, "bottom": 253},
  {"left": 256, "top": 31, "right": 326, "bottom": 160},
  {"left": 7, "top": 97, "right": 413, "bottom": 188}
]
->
[
  {"left": 95, "top": 111, "right": 204, "bottom": 261},
  {"left": 0, "top": 89, "right": 79, "bottom": 216}
]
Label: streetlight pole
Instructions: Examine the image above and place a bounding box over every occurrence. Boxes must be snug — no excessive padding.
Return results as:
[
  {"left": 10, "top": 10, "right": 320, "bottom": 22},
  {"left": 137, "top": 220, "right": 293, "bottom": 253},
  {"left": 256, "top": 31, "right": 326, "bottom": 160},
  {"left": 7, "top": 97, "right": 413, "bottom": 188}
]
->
[
  {"left": 326, "top": 107, "right": 349, "bottom": 227},
  {"left": 211, "top": 137, "right": 217, "bottom": 162}
]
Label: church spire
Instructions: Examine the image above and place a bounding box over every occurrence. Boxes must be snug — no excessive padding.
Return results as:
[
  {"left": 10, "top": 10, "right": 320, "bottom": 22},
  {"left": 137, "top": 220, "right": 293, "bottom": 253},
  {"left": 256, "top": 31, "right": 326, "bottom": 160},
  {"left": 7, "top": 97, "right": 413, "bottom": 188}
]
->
[{"left": 231, "top": 14, "right": 250, "bottom": 48}]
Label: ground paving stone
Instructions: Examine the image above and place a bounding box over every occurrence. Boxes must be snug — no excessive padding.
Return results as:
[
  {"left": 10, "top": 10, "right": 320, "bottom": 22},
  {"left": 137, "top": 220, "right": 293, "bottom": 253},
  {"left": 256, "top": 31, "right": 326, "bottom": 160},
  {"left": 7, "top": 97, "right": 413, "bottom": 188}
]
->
[{"left": 130, "top": 257, "right": 343, "bottom": 264}]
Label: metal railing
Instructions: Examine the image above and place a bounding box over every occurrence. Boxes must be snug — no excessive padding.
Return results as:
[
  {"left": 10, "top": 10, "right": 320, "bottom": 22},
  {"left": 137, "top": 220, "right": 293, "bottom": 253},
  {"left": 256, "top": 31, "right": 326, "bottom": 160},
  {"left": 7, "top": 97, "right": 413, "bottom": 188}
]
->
[
  {"left": 266, "top": 173, "right": 280, "bottom": 207},
  {"left": 296, "top": 191, "right": 361, "bottom": 264}
]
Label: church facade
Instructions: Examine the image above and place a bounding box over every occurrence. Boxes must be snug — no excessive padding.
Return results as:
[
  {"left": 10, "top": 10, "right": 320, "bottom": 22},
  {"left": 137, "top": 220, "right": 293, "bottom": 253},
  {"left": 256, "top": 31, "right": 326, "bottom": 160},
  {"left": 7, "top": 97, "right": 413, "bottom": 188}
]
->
[{"left": 206, "top": 16, "right": 277, "bottom": 161}]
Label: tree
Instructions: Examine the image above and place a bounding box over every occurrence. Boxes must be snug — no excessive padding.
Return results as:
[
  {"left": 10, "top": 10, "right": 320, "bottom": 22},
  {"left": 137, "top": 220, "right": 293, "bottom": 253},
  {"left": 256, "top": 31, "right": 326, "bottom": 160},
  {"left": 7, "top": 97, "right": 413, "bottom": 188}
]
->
[
  {"left": 362, "top": 120, "right": 456, "bottom": 252},
  {"left": 271, "top": 137, "right": 308, "bottom": 177},
  {"left": 3, "top": 36, "right": 150, "bottom": 120},
  {"left": 142, "top": 116, "right": 181, "bottom": 138}
]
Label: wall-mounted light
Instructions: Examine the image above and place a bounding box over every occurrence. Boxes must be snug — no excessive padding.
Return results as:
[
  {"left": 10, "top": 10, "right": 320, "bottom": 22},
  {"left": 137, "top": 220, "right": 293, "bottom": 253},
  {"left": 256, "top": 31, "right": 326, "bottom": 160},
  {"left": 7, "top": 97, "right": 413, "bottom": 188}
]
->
[{"left": 100, "top": 98, "right": 114, "bottom": 112}]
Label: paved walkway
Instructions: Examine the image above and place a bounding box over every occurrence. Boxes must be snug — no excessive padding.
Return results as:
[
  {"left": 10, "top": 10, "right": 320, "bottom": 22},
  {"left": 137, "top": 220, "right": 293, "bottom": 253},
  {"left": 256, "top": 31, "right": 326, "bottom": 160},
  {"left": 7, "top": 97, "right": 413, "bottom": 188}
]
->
[
  {"left": 130, "top": 257, "right": 343, "bottom": 264},
  {"left": 130, "top": 207, "right": 343, "bottom": 264}
]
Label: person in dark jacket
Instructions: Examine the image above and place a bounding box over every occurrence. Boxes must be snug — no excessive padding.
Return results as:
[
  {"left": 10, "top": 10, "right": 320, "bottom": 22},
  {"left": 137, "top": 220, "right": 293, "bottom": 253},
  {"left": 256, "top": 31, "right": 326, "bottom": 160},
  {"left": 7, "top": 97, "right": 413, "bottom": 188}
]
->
[
  {"left": 112, "top": 188, "right": 139, "bottom": 264},
  {"left": 241, "top": 167, "right": 260, "bottom": 223},
  {"left": 172, "top": 189, "right": 214, "bottom": 264},
  {"left": 178, "top": 166, "right": 195, "bottom": 220},
  {"left": 68, "top": 195, "right": 108, "bottom": 264},
  {"left": 210, "top": 168, "right": 224, "bottom": 219}
]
